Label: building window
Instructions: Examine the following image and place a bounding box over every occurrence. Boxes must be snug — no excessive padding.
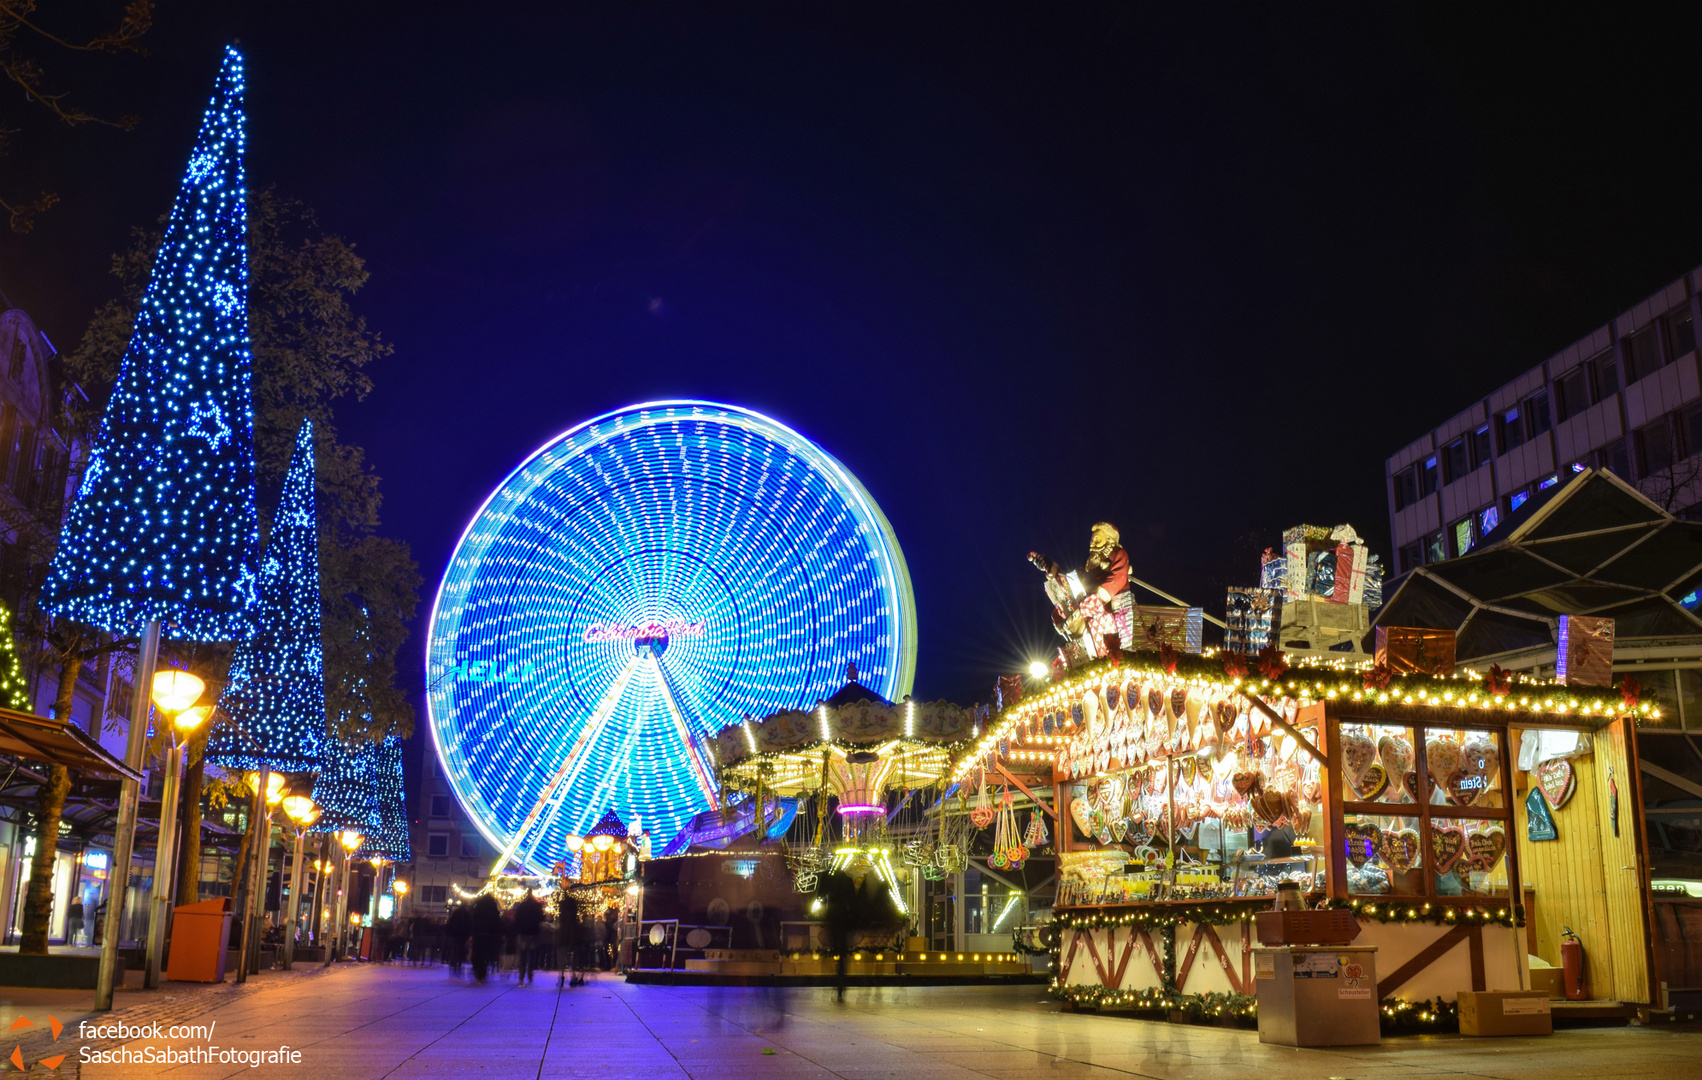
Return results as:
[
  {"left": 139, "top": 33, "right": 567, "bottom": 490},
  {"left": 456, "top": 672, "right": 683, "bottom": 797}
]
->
[
  {"left": 1393, "top": 466, "right": 1419, "bottom": 510},
  {"left": 429, "top": 795, "right": 450, "bottom": 818},
  {"left": 419, "top": 885, "right": 448, "bottom": 905},
  {"left": 1599, "top": 438, "right": 1630, "bottom": 478},
  {"left": 1442, "top": 437, "right": 1469, "bottom": 484},
  {"left": 1398, "top": 540, "right": 1423, "bottom": 574},
  {"left": 461, "top": 837, "right": 477, "bottom": 858},
  {"left": 1419, "top": 455, "right": 1439, "bottom": 497},
  {"left": 1508, "top": 487, "right": 1532, "bottom": 514},
  {"left": 1589, "top": 348, "right": 1618, "bottom": 401},
  {"left": 1425, "top": 529, "right": 1447, "bottom": 565},
  {"left": 1625, "top": 324, "right": 1661, "bottom": 383},
  {"left": 1478, "top": 504, "right": 1501, "bottom": 537},
  {"left": 1497, "top": 405, "right": 1525, "bottom": 453},
  {"left": 1452, "top": 516, "right": 1475, "bottom": 557},
  {"left": 1555, "top": 366, "right": 1590, "bottom": 421},
  {"left": 1664, "top": 303, "right": 1696, "bottom": 360},
  {"left": 427, "top": 833, "right": 449, "bottom": 858},
  {"left": 1524, "top": 391, "right": 1551, "bottom": 437},
  {"left": 1636, "top": 413, "right": 1679, "bottom": 477},
  {"left": 1469, "top": 425, "right": 1493, "bottom": 469}
]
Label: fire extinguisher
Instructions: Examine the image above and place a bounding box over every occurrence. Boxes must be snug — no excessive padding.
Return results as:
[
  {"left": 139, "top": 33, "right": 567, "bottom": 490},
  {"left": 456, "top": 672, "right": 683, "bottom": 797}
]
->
[{"left": 1560, "top": 926, "right": 1587, "bottom": 1001}]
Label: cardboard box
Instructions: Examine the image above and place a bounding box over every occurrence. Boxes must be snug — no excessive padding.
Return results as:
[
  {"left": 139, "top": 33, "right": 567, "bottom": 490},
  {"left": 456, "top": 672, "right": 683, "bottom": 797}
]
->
[
  {"left": 1557, "top": 615, "right": 1614, "bottom": 687},
  {"left": 1253, "top": 909, "right": 1362, "bottom": 945},
  {"left": 1375, "top": 626, "right": 1456, "bottom": 675},
  {"left": 1457, "top": 990, "right": 1553, "bottom": 1036},
  {"left": 1528, "top": 968, "right": 1563, "bottom": 1000}
]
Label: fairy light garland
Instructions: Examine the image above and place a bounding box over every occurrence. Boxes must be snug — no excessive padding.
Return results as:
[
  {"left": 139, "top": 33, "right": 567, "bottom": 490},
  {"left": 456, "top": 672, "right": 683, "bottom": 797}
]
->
[
  {"left": 208, "top": 420, "right": 323, "bottom": 771},
  {"left": 40, "top": 46, "right": 261, "bottom": 639},
  {"left": 425, "top": 402, "right": 917, "bottom": 869},
  {"left": 955, "top": 648, "right": 1659, "bottom": 778},
  {"left": 0, "top": 603, "right": 30, "bottom": 711},
  {"left": 1050, "top": 983, "right": 1460, "bottom": 1033}
]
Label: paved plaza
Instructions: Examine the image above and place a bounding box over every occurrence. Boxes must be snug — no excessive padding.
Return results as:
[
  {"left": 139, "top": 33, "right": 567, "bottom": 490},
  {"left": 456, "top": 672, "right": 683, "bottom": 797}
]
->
[{"left": 0, "top": 963, "right": 1681, "bottom": 1080}]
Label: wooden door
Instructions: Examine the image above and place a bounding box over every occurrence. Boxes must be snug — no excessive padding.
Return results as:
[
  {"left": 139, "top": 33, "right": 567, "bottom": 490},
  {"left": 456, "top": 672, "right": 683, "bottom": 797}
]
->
[{"left": 1591, "top": 718, "right": 1654, "bottom": 1004}]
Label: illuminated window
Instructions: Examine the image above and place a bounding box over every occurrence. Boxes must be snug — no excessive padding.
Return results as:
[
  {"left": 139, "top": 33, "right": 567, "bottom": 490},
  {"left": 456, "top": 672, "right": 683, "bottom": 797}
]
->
[
  {"left": 1537, "top": 474, "right": 1560, "bottom": 491},
  {"left": 1509, "top": 489, "right": 1530, "bottom": 513},
  {"left": 1425, "top": 530, "right": 1448, "bottom": 565},
  {"left": 1453, "top": 516, "right": 1475, "bottom": 557},
  {"left": 1478, "top": 505, "right": 1500, "bottom": 536},
  {"left": 1419, "top": 455, "right": 1439, "bottom": 497}
]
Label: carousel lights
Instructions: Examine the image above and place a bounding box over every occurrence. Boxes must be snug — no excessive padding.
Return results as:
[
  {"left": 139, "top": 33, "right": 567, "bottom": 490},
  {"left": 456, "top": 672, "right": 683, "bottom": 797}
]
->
[{"left": 425, "top": 401, "right": 917, "bottom": 864}]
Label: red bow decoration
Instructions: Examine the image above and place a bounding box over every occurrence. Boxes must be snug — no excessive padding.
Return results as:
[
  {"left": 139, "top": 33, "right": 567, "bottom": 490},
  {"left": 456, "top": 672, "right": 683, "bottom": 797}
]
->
[
  {"left": 1486, "top": 663, "right": 1511, "bottom": 697},
  {"left": 1620, "top": 677, "right": 1642, "bottom": 710},
  {"left": 1363, "top": 663, "right": 1393, "bottom": 690},
  {"left": 1158, "top": 642, "right": 1179, "bottom": 675},
  {"left": 1222, "top": 651, "right": 1249, "bottom": 679},
  {"left": 1256, "top": 645, "right": 1288, "bottom": 681}
]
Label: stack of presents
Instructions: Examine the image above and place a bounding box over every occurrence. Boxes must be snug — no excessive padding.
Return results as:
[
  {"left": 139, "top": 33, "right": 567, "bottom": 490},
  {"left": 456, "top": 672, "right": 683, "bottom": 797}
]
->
[{"left": 1226, "top": 523, "right": 1385, "bottom": 656}]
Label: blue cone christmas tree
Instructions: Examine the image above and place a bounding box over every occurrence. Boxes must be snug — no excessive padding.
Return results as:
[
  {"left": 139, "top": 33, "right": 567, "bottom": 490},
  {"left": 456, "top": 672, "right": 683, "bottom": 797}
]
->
[
  {"left": 41, "top": 46, "right": 260, "bottom": 639},
  {"left": 207, "top": 420, "right": 324, "bottom": 771},
  {"left": 365, "top": 735, "right": 411, "bottom": 862},
  {"left": 309, "top": 733, "right": 377, "bottom": 835}
]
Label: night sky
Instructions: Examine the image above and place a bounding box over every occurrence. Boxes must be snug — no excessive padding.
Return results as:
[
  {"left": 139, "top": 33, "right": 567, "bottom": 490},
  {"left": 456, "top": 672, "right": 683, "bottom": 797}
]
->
[{"left": 9, "top": 5, "right": 1702, "bottom": 708}]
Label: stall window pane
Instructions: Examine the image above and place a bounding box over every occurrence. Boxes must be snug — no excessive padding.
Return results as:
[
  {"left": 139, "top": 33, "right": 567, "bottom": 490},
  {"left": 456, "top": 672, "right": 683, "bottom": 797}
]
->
[
  {"left": 1678, "top": 670, "right": 1702, "bottom": 730},
  {"left": 1344, "top": 813, "right": 1421, "bottom": 896},
  {"left": 1423, "top": 729, "right": 1504, "bottom": 811},
  {"left": 1431, "top": 817, "right": 1510, "bottom": 898},
  {"left": 1637, "top": 670, "right": 1680, "bottom": 730}
]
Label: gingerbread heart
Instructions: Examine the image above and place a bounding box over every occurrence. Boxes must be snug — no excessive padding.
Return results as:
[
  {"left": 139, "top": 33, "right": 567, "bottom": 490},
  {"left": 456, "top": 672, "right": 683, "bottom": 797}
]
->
[
  {"left": 1341, "top": 730, "right": 1377, "bottom": 786},
  {"left": 1252, "top": 788, "right": 1287, "bottom": 825},
  {"left": 1431, "top": 825, "right": 1466, "bottom": 874},
  {"left": 1232, "top": 771, "right": 1264, "bottom": 796},
  {"left": 1170, "top": 688, "right": 1189, "bottom": 720},
  {"left": 1426, "top": 737, "right": 1462, "bottom": 793},
  {"left": 1379, "top": 828, "right": 1421, "bottom": 871},
  {"left": 1377, "top": 734, "right": 1413, "bottom": 778},
  {"left": 1179, "top": 756, "right": 1198, "bottom": 785},
  {"left": 1110, "top": 817, "right": 1128, "bottom": 842},
  {"left": 1402, "top": 770, "right": 1422, "bottom": 804},
  {"left": 1070, "top": 797, "right": 1094, "bottom": 837},
  {"left": 1351, "top": 762, "right": 1391, "bottom": 800},
  {"left": 1538, "top": 758, "right": 1576, "bottom": 809},
  {"left": 1284, "top": 788, "right": 1314, "bottom": 834},
  {"left": 1344, "top": 821, "right": 1382, "bottom": 867},
  {"left": 1214, "top": 700, "right": 1237, "bottom": 744},
  {"left": 1467, "top": 827, "right": 1507, "bottom": 873},
  {"left": 1148, "top": 687, "right": 1164, "bottom": 719},
  {"left": 1459, "top": 736, "right": 1500, "bottom": 804}
]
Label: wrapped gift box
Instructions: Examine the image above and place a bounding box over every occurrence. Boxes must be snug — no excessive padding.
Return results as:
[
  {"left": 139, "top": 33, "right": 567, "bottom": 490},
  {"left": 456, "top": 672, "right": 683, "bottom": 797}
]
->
[
  {"left": 1127, "top": 604, "right": 1204, "bottom": 653},
  {"left": 1260, "top": 548, "right": 1287, "bottom": 591},
  {"left": 1557, "top": 615, "right": 1614, "bottom": 687},
  {"left": 1374, "top": 626, "right": 1456, "bottom": 674},
  {"left": 1226, "top": 586, "right": 1281, "bottom": 655},
  {"left": 1362, "top": 555, "right": 1384, "bottom": 610}
]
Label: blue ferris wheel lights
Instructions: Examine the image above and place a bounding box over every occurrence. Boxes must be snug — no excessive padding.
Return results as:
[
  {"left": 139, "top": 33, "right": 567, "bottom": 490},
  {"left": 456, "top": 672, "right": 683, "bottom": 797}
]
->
[{"left": 426, "top": 402, "right": 916, "bottom": 873}]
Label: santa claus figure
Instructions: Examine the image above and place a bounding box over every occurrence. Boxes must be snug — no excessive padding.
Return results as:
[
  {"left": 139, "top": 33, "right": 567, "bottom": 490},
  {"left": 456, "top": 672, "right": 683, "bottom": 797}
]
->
[{"left": 1030, "top": 522, "right": 1129, "bottom": 658}]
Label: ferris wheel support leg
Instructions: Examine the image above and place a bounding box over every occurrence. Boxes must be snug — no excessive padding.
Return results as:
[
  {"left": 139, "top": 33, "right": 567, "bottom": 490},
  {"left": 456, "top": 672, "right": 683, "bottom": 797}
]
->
[
  {"left": 487, "top": 657, "right": 640, "bottom": 878},
  {"left": 646, "top": 654, "right": 719, "bottom": 810}
]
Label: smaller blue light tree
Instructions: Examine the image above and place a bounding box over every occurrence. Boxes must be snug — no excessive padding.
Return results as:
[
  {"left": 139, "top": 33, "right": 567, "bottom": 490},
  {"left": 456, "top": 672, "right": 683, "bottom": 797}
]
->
[
  {"left": 208, "top": 420, "right": 323, "bottom": 772},
  {"left": 364, "top": 736, "right": 411, "bottom": 862},
  {"left": 310, "top": 733, "right": 377, "bottom": 836}
]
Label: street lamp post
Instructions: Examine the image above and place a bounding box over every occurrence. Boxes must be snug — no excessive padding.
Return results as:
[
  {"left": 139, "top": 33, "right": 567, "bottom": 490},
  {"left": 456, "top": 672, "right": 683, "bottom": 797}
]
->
[
  {"left": 143, "top": 671, "right": 207, "bottom": 990},
  {"left": 236, "top": 771, "right": 285, "bottom": 983},
  {"left": 332, "top": 831, "right": 361, "bottom": 963},
  {"left": 280, "top": 795, "right": 319, "bottom": 970}
]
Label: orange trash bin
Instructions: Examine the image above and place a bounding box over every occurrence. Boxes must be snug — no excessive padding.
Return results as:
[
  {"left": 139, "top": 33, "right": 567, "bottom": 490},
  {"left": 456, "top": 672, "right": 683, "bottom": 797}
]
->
[{"left": 165, "top": 897, "right": 233, "bottom": 982}]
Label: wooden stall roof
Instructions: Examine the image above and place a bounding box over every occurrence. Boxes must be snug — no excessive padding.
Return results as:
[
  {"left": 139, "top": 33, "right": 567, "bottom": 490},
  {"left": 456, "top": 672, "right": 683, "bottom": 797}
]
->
[{"left": 0, "top": 706, "right": 141, "bottom": 781}]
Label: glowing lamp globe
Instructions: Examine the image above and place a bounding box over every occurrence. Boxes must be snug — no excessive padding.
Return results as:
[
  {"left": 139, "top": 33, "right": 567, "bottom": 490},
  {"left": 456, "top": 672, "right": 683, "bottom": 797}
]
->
[
  {"left": 393, "top": 880, "right": 408, "bottom": 896},
  {"left": 281, "top": 795, "right": 316, "bottom": 822},
  {"left": 152, "top": 670, "right": 205, "bottom": 714},
  {"left": 247, "top": 771, "right": 287, "bottom": 796},
  {"left": 592, "top": 834, "right": 615, "bottom": 852},
  {"left": 1027, "top": 660, "right": 1049, "bottom": 679},
  {"left": 339, "top": 830, "right": 363, "bottom": 852},
  {"left": 564, "top": 835, "right": 584, "bottom": 853},
  {"left": 425, "top": 401, "right": 916, "bottom": 872},
  {"left": 175, "top": 705, "right": 211, "bottom": 733}
]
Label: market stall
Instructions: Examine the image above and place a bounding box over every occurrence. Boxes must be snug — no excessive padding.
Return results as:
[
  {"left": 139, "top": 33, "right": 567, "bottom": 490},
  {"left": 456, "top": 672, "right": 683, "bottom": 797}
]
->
[{"left": 954, "top": 647, "right": 1661, "bottom": 1023}]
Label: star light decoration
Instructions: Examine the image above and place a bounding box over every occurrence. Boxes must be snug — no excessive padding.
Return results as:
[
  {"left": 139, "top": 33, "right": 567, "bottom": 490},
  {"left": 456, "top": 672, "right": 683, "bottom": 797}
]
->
[
  {"left": 40, "top": 46, "right": 260, "bottom": 640},
  {"left": 425, "top": 401, "right": 918, "bottom": 870},
  {"left": 206, "top": 420, "right": 324, "bottom": 772}
]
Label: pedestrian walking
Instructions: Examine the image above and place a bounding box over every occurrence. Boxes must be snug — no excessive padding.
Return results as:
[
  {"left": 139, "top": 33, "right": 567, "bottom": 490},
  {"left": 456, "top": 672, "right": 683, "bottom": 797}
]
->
[
  {"left": 445, "top": 903, "right": 472, "bottom": 977},
  {"left": 469, "top": 893, "right": 501, "bottom": 982},
  {"left": 556, "top": 901, "right": 583, "bottom": 987},
  {"left": 513, "top": 889, "right": 545, "bottom": 985},
  {"left": 67, "top": 899, "right": 85, "bottom": 946}
]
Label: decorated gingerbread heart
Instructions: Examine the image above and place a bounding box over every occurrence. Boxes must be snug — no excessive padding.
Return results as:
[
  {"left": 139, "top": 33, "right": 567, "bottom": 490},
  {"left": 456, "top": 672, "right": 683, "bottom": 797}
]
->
[
  {"left": 1377, "top": 734, "right": 1413, "bottom": 778},
  {"left": 1351, "top": 762, "right": 1391, "bottom": 800},
  {"left": 1459, "top": 735, "right": 1500, "bottom": 805},
  {"left": 1252, "top": 788, "right": 1287, "bottom": 825},
  {"left": 1426, "top": 737, "right": 1462, "bottom": 794},
  {"left": 1341, "top": 730, "right": 1377, "bottom": 786},
  {"left": 1070, "top": 796, "right": 1094, "bottom": 837},
  {"left": 1378, "top": 828, "right": 1421, "bottom": 871},
  {"left": 1430, "top": 825, "right": 1466, "bottom": 874},
  {"left": 1402, "top": 770, "right": 1422, "bottom": 804},
  {"left": 1232, "top": 770, "right": 1264, "bottom": 796},
  {"left": 1537, "top": 758, "right": 1576, "bottom": 809},
  {"left": 1344, "top": 821, "right": 1382, "bottom": 867},
  {"left": 1467, "top": 827, "right": 1507, "bottom": 873}
]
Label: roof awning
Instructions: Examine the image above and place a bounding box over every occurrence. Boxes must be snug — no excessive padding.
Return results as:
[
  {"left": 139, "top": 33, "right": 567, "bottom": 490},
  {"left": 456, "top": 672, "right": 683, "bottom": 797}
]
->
[{"left": 0, "top": 707, "right": 142, "bottom": 781}]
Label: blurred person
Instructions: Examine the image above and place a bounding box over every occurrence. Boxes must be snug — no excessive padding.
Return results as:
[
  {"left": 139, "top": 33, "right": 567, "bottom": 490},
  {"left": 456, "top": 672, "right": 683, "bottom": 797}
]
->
[{"left": 513, "top": 889, "right": 545, "bottom": 985}]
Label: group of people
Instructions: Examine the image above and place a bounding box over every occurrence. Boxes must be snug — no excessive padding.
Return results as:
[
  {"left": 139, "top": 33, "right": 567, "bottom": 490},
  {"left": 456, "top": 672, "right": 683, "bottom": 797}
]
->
[{"left": 436, "top": 891, "right": 617, "bottom": 985}]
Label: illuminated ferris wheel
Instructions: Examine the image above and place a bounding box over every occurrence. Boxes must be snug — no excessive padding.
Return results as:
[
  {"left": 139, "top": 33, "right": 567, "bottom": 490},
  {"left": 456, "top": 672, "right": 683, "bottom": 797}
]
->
[{"left": 426, "top": 401, "right": 917, "bottom": 875}]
